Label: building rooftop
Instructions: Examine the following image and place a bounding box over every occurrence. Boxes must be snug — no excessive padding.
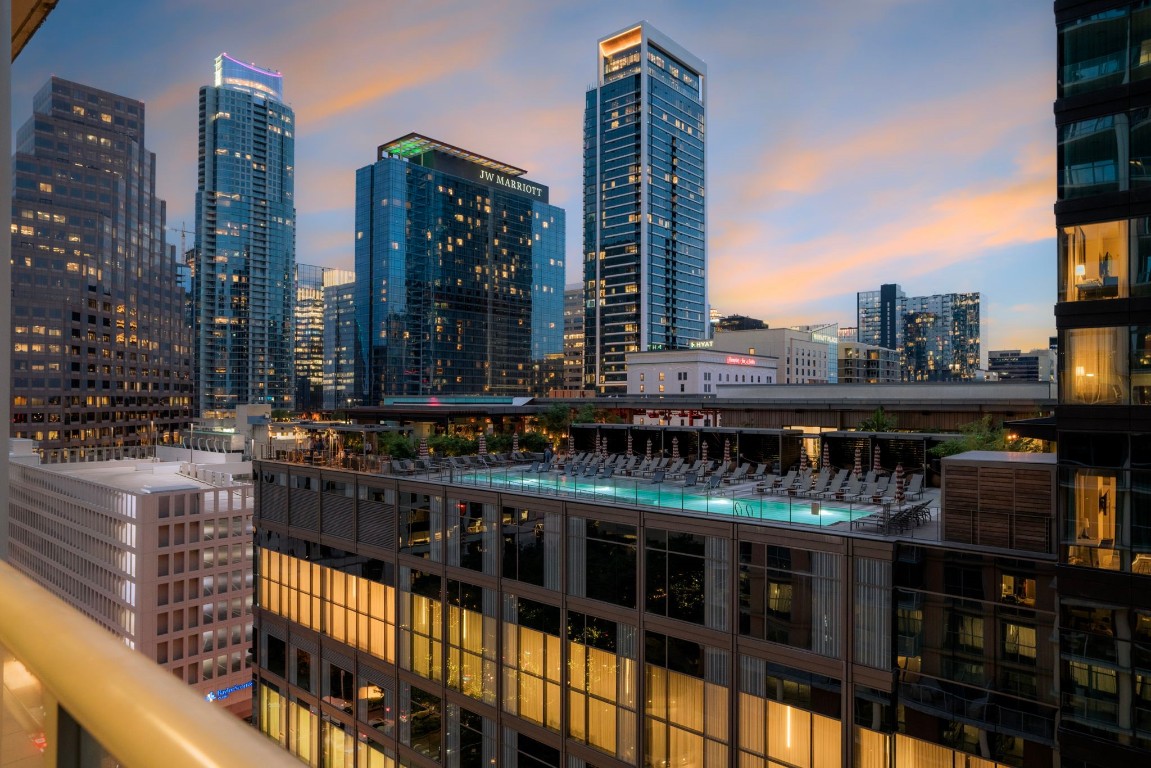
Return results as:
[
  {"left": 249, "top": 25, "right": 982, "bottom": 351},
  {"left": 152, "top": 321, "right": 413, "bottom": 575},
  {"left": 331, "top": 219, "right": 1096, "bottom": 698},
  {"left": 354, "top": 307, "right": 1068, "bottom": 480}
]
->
[{"left": 378, "top": 133, "right": 527, "bottom": 176}]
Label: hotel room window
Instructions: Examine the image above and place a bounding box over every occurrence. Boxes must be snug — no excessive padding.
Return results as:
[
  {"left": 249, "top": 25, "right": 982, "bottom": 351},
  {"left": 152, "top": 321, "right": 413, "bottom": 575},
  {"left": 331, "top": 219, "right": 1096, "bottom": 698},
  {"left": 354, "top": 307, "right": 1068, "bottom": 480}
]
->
[
  {"left": 1059, "top": 220, "right": 1127, "bottom": 301},
  {"left": 1063, "top": 327, "right": 1128, "bottom": 405}
]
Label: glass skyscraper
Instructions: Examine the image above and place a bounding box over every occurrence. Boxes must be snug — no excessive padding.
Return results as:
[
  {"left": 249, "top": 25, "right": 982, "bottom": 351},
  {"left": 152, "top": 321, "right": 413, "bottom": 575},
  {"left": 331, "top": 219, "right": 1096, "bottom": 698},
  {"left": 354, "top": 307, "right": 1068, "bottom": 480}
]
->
[
  {"left": 195, "top": 54, "right": 296, "bottom": 416},
  {"left": 583, "top": 23, "right": 708, "bottom": 394},
  {"left": 9, "top": 78, "right": 193, "bottom": 451},
  {"left": 857, "top": 284, "right": 981, "bottom": 381},
  {"left": 354, "top": 134, "right": 565, "bottom": 400},
  {"left": 295, "top": 264, "right": 354, "bottom": 413}
]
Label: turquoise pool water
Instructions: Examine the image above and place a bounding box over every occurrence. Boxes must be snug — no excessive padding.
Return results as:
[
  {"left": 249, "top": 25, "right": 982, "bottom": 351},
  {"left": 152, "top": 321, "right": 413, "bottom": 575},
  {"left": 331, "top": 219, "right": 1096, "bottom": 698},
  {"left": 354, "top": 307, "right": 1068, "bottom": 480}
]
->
[{"left": 455, "top": 468, "right": 861, "bottom": 528}]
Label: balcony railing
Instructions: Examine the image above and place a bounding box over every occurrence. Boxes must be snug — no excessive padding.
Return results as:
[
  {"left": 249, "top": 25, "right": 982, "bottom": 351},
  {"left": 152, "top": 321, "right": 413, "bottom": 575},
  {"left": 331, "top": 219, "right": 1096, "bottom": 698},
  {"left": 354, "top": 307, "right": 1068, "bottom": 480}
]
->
[{"left": 0, "top": 560, "right": 293, "bottom": 767}]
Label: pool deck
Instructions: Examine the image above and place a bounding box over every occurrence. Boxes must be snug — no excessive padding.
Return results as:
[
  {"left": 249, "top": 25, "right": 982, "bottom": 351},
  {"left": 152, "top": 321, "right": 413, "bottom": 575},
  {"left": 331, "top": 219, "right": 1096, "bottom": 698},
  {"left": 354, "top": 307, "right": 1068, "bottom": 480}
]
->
[{"left": 284, "top": 452, "right": 944, "bottom": 540}]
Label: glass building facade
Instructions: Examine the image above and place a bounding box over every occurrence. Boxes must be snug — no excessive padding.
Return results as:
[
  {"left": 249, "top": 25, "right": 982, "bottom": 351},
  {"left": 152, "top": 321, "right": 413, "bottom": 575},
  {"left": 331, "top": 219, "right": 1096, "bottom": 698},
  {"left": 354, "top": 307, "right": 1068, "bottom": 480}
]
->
[
  {"left": 1055, "top": 2, "right": 1151, "bottom": 764},
  {"left": 857, "top": 285, "right": 981, "bottom": 382},
  {"left": 353, "top": 134, "right": 565, "bottom": 401},
  {"left": 250, "top": 460, "right": 1056, "bottom": 767},
  {"left": 583, "top": 23, "right": 708, "bottom": 394},
  {"left": 323, "top": 279, "right": 360, "bottom": 411},
  {"left": 9, "top": 78, "right": 193, "bottom": 451},
  {"left": 195, "top": 54, "right": 296, "bottom": 417},
  {"left": 296, "top": 265, "right": 354, "bottom": 413}
]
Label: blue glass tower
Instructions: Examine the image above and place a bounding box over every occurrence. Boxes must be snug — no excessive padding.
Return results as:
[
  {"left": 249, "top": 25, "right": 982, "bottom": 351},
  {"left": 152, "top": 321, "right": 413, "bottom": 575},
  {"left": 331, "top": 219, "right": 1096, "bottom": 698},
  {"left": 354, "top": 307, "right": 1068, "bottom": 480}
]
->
[
  {"left": 584, "top": 22, "right": 708, "bottom": 393},
  {"left": 354, "top": 134, "right": 565, "bottom": 400},
  {"left": 195, "top": 54, "right": 295, "bottom": 416}
]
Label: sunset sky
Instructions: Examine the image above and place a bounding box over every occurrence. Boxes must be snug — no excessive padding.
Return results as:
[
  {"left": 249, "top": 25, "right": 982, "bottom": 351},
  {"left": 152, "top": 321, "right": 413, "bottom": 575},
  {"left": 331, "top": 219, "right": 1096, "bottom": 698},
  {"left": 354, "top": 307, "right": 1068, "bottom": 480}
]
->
[{"left": 12, "top": 0, "right": 1056, "bottom": 356}]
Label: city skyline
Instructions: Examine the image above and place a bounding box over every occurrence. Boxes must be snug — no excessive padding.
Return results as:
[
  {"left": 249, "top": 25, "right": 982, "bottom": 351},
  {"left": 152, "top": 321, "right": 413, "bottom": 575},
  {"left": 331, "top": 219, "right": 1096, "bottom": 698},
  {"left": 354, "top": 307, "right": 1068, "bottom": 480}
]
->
[{"left": 11, "top": 1, "right": 1055, "bottom": 357}]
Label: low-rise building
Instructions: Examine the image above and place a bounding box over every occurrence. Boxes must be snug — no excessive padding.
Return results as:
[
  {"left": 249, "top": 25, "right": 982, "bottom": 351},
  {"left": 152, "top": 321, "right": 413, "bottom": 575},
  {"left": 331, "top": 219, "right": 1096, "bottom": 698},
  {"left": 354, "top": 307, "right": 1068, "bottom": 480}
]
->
[
  {"left": 838, "top": 341, "right": 901, "bottom": 383},
  {"left": 625, "top": 348, "right": 777, "bottom": 398}
]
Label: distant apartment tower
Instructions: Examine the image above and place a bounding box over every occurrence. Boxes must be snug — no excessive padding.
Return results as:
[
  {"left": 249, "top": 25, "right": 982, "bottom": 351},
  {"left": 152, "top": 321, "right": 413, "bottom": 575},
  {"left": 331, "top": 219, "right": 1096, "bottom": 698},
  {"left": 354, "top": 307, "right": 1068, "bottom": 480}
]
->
[
  {"left": 195, "top": 54, "right": 296, "bottom": 417},
  {"left": 988, "top": 348, "right": 1055, "bottom": 382},
  {"left": 584, "top": 22, "right": 708, "bottom": 393},
  {"left": 858, "top": 284, "right": 981, "bottom": 381},
  {"left": 562, "top": 283, "right": 585, "bottom": 391},
  {"left": 323, "top": 276, "right": 359, "bottom": 411},
  {"left": 7, "top": 443, "right": 256, "bottom": 716},
  {"left": 295, "top": 265, "right": 354, "bottom": 412},
  {"left": 355, "top": 134, "right": 564, "bottom": 400},
  {"left": 715, "top": 314, "right": 767, "bottom": 332},
  {"left": 9, "top": 78, "right": 193, "bottom": 452}
]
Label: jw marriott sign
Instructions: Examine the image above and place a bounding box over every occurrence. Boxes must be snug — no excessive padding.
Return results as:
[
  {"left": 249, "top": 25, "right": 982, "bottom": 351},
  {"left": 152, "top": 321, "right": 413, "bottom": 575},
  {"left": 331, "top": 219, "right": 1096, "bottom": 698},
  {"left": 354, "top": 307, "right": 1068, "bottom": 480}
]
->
[{"left": 478, "top": 169, "right": 546, "bottom": 200}]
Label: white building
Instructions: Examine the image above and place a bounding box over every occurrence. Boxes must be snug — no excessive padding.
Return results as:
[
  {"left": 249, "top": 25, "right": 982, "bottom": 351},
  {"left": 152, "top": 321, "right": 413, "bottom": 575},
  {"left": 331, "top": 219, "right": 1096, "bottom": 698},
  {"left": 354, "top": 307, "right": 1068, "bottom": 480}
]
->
[
  {"left": 7, "top": 441, "right": 256, "bottom": 716},
  {"left": 625, "top": 349, "right": 777, "bottom": 399}
]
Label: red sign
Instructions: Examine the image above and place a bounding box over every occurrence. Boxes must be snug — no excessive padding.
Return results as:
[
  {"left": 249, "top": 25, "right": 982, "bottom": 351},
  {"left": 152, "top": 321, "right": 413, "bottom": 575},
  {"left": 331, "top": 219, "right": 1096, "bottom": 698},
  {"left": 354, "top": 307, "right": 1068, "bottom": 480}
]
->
[{"left": 725, "top": 356, "right": 757, "bottom": 366}]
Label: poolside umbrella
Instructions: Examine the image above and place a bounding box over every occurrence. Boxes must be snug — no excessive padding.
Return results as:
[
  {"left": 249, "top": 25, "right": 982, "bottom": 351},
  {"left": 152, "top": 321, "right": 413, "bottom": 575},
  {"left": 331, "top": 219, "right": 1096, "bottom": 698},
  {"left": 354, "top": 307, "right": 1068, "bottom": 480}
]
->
[
  {"left": 418, "top": 437, "right": 429, "bottom": 459},
  {"left": 799, "top": 445, "right": 808, "bottom": 472},
  {"left": 723, "top": 439, "right": 731, "bottom": 470},
  {"left": 872, "top": 444, "right": 881, "bottom": 475},
  {"left": 512, "top": 432, "right": 520, "bottom": 453},
  {"left": 672, "top": 437, "right": 680, "bottom": 460},
  {"left": 478, "top": 433, "right": 487, "bottom": 456},
  {"left": 596, "top": 430, "right": 602, "bottom": 457},
  {"left": 568, "top": 433, "right": 575, "bottom": 456},
  {"left": 701, "top": 440, "right": 708, "bottom": 464},
  {"left": 646, "top": 439, "right": 653, "bottom": 461},
  {"left": 853, "top": 446, "right": 862, "bottom": 479},
  {"left": 895, "top": 463, "right": 905, "bottom": 504},
  {"left": 627, "top": 431, "right": 634, "bottom": 457},
  {"left": 822, "top": 443, "right": 831, "bottom": 470}
]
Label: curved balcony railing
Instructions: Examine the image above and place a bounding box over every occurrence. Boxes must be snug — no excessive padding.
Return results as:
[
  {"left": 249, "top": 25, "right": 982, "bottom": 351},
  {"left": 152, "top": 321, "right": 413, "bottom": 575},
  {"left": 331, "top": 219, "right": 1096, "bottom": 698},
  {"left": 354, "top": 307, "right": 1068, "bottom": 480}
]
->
[{"left": 0, "top": 560, "right": 293, "bottom": 767}]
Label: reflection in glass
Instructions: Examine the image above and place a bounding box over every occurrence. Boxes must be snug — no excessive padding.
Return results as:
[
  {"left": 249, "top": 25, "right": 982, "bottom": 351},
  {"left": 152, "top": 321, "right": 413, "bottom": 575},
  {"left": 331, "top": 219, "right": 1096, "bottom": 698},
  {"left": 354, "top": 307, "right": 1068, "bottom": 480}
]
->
[{"left": 1059, "top": 115, "right": 1126, "bottom": 199}]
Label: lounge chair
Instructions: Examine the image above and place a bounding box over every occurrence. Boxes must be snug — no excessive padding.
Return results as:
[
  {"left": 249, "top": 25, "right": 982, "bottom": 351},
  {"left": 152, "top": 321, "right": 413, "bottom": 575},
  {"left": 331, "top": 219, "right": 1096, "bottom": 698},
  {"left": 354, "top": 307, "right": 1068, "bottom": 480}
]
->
[
  {"left": 903, "top": 474, "right": 924, "bottom": 500},
  {"left": 868, "top": 478, "right": 890, "bottom": 504},
  {"left": 619, "top": 456, "right": 638, "bottom": 475},
  {"left": 771, "top": 470, "right": 797, "bottom": 493},
  {"left": 647, "top": 470, "right": 666, "bottom": 485},
  {"left": 819, "top": 469, "right": 850, "bottom": 499},
  {"left": 724, "top": 464, "right": 750, "bottom": 484},
  {"left": 681, "top": 472, "right": 699, "bottom": 488},
  {"left": 704, "top": 475, "right": 724, "bottom": 494},
  {"left": 596, "top": 466, "right": 615, "bottom": 481},
  {"left": 801, "top": 469, "right": 830, "bottom": 497},
  {"left": 665, "top": 458, "right": 686, "bottom": 477},
  {"left": 749, "top": 463, "right": 769, "bottom": 482}
]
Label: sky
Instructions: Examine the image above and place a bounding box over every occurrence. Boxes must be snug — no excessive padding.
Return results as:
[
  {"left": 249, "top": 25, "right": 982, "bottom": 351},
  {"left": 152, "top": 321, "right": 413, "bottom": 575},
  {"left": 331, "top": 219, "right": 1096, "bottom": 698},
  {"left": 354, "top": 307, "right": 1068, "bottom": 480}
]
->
[{"left": 12, "top": 0, "right": 1056, "bottom": 357}]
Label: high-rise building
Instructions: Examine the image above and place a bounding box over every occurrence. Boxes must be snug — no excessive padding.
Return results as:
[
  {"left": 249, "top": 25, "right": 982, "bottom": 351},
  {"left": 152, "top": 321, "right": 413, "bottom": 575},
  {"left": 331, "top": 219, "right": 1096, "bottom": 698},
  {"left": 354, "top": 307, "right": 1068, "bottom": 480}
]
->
[
  {"left": 858, "top": 285, "right": 981, "bottom": 381},
  {"left": 562, "top": 283, "right": 585, "bottom": 392},
  {"left": 323, "top": 277, "right": 360, "bottom": 411},
  {"left": 296, "top": 265, "right": 354, "bottom": 413},
  {"left": 9, "top": 78, "right": 194, "bottom": 452},
  {"left": 195, "top": 54, "right": 296, "bottom": 417},
  {"left": 354, "top": 134, "right": 565, "bottom": 400},
  {"left": 583, "top": 22, "right": 708, "bottom": 393},
  {"left": 1054, "top": 3, "right": 1151, "bottom": 763}
]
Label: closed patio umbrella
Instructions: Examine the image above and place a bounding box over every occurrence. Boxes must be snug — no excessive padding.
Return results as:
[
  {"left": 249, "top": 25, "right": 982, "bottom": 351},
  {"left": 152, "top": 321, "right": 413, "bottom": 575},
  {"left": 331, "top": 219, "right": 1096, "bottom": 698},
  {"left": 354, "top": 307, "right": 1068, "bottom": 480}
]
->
[
  {"left": 895, "top": 463, "right": 905, "bottom": 504},
  {"left": 799, "top": 445, "right": 808, "bottom": 472},
  {"left": 822, "top": 443, "right": 830, "bottom": 470},
  {"left": 646, "top": 439, "right": 653, "bottom": 461},
  {"left": 418, "top": 437, "right": 429, "bottom": 459},
  {"left": 701, "top": 440, "right": 708, "bottom": 464},
  {"left": 672, "top": 436, "right": 680, "bottom": 460},
  {"left": 723, "top": 438, "right": 731, "bottom": 469},
  {"left": 512, "top": 432, "right": 520, "bottom": 453},
  {"left": 626, "top": 431, "right": 634, "bottom": 457},
  {"left": 478, "top": 433, "right": 487, "bottom": 456},
  {"left": 568, "top": 433, "right": 575, "bottom": 456},
  {"left": 853, "top": 445, "right": 863, "bottom": 479},
  {"left": 873, "top": 444, "right": 881, "bottom": 475}
]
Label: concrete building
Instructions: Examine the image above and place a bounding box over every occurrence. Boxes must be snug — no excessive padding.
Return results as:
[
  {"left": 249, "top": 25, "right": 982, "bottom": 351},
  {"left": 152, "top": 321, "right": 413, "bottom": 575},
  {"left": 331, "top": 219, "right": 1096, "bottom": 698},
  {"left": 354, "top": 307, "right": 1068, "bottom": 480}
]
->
[
  {"left": 583, "top": 23, "right": 708, "bottom": 393},
  {"left": 9, "top": 78, "right": 194, "bottom": 452},
  {"left": 987, "top": 348, "right": 1055, "bottom": 383},
  {"left": 838, "top": 341, "right": 901, "bottom": 384},
  {"left": 7, "top": 441, "right": 256, "bottom": 716},
  {"left": 710, "top": 327, "right": 832, "bottom": 384}
]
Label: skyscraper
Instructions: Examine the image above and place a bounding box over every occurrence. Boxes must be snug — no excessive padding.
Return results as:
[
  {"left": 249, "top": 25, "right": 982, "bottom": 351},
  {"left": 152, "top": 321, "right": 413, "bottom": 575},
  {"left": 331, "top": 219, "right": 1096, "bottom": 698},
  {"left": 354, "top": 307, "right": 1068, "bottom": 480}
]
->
[
  {"left": 583, "top": 22, "right": 707, "bottom": 394},
  {"left": 195, "top": 54, "right": 295, "bottom": 417},
  {"left": 354, "top": 133, "right": 565, "bottom": 400},
  {"left": 295, "top": 264, "right": 354, "bottom": 413},
  {"left": 9, "top": 78, "right": 193, "bottom": 452},
  {"left": 1054, "top": 3, "right": 1151, "bottom": 763}
]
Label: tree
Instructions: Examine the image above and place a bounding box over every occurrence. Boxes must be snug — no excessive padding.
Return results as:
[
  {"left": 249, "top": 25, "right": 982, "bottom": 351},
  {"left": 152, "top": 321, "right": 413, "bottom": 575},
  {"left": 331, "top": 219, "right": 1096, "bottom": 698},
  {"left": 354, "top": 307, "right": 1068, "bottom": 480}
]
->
[
  {"left": 858, "top": 406, "right": 898, "bottom": 432},
  {"left": 929, "top": 415, "right": 1046, "bottom": 458},
  {"left": 538, "top": 404, "right": 573, "bottom": 438}
]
